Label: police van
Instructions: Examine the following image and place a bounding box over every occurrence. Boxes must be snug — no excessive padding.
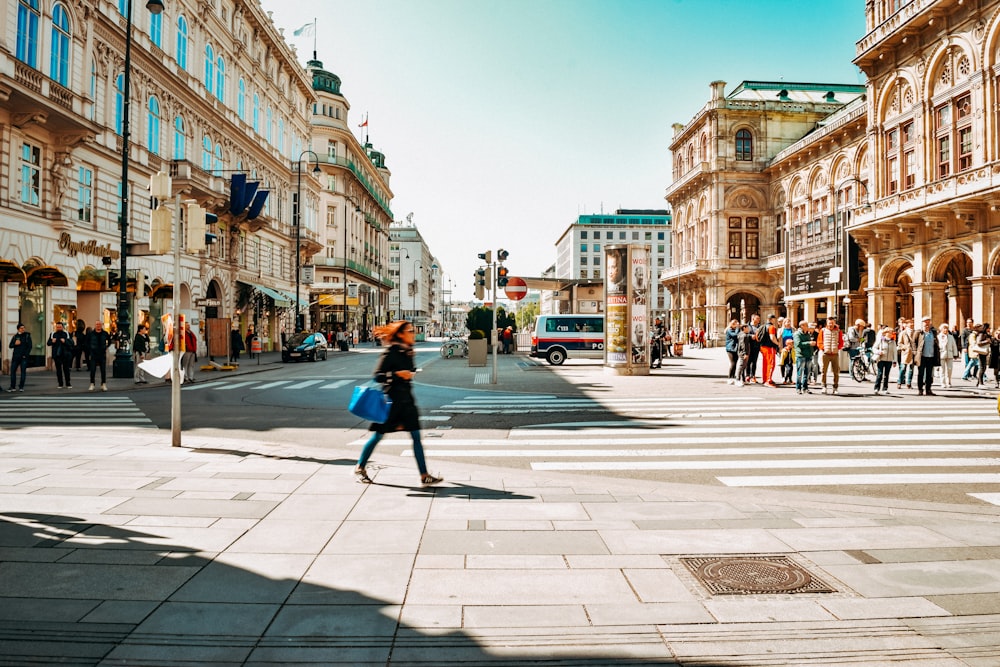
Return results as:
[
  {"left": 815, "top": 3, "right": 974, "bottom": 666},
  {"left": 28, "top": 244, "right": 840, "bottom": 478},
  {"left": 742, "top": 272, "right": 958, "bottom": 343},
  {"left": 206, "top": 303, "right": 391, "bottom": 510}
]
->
[{"left": 530, "top": 314, "right": 604, "bottom": 365}]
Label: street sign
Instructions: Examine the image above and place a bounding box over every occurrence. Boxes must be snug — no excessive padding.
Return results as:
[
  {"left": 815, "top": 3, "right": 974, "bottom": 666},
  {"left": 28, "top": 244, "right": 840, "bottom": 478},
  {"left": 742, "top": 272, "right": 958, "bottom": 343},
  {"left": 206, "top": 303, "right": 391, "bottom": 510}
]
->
[{"left": 504, "top": 276, "right": 528, "bottom": 301}]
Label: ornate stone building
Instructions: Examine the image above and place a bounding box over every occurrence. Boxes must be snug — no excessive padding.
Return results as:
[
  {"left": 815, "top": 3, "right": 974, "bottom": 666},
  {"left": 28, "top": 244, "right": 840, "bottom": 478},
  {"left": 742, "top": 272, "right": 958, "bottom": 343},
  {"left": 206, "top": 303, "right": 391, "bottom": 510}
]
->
[
  {"left": 1, "top": 0, "right": 323, "bottom": 367},
  {"left": 665, "top": 0, "right": 1000, "bottom": 341}
]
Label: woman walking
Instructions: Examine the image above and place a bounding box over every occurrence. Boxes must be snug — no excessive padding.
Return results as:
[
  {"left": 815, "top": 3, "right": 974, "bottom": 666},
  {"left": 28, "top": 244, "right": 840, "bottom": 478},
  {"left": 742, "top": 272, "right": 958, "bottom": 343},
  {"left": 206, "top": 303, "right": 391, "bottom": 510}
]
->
[
  {"left": 974, "top": 324, "right": 993, "bottom": 387},
  {"left": 937, "top": 323, "right": 958, "bottom": 388},
  {"left": 355, "top": 320, "right": 442, "bottom": 486}
]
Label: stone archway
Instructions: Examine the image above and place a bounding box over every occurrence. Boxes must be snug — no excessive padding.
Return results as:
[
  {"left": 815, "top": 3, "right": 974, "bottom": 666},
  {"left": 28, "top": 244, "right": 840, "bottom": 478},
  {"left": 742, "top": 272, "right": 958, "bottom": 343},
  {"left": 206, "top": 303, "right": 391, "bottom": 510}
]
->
[
  {"left": 928, "top": 250, "right": 973, "bottom": 326},
  {"left": 727, "top": 291, "right": 761, "bottom": 323},
  {"left": 880, "top": 260, "right": 914, "bottom": 324}
]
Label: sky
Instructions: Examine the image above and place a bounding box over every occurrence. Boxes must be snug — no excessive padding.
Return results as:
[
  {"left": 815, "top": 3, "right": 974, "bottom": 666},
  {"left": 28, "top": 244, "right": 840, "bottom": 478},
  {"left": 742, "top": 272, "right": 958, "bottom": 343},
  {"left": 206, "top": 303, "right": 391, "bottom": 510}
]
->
[{"left": 261, "top": 0, "right": 867, "bottom": 301}]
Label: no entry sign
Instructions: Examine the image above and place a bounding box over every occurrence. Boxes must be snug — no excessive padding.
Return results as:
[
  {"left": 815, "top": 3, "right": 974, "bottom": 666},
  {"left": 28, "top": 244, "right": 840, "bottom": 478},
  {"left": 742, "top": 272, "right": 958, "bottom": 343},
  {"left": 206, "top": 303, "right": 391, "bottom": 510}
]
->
[{"left": 504, "top": 277, "right": 528, "bottom": 301}]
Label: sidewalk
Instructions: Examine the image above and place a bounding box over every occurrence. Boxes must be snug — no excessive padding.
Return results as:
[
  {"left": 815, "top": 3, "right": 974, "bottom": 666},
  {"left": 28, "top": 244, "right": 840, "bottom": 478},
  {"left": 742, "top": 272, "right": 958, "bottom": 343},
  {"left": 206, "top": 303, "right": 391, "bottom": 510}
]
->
[{"left": 1, "top": 418, "right": 999, "bottom": 664}]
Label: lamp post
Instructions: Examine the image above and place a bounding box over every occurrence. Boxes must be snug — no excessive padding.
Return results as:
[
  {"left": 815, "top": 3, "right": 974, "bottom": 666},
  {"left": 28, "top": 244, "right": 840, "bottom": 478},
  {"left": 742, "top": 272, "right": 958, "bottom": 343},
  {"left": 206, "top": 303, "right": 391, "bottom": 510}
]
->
[
  {"left": 112, "top": 0, "right": 163, "bottom": 377},
  {"left": 295, "top": 150, "right": 321, "bottom": 332},
  {"left": 410, "top": 259, "right": 424, "bottom": 320}
]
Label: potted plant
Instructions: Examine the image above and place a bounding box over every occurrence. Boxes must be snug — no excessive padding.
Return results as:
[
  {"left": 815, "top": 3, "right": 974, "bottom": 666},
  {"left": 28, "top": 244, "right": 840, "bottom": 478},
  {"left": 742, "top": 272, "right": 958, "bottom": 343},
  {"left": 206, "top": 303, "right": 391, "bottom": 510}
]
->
[{"left": 467, "top": 329, "right": 488, "bottom": 366}]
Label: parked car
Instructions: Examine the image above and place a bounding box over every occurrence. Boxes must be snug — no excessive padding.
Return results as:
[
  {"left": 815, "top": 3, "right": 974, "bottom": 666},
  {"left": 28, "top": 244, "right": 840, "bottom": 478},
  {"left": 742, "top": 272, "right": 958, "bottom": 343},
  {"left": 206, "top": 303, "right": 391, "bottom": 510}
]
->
[{"left": 281, "top": 331, "right": 328, "bottom": 362}]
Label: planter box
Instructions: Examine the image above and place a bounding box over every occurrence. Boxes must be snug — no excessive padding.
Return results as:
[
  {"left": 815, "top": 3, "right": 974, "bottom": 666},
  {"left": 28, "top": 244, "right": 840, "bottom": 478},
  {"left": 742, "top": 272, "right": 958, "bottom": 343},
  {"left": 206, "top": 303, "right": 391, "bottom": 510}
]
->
[{"left": 468, "top": 338, "right": 488, "bottom": 367}]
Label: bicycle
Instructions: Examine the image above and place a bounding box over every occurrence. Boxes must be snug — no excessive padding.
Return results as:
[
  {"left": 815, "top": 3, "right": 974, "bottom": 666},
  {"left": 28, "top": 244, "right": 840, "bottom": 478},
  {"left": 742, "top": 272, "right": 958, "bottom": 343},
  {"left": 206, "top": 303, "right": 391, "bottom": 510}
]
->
[
  {"left": 440, "top": 337, "right": 468, "bottom": 359},
  {"left": 850, "top": 346, "right": 877, "bottom": 382}
]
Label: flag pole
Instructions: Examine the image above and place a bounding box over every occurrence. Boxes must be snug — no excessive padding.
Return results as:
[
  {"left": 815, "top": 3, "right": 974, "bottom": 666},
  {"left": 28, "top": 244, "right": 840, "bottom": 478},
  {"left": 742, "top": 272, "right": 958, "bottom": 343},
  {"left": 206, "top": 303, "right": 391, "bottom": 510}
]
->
[{"left": 312, "top": 17, "right": 317, "bottom": 61}]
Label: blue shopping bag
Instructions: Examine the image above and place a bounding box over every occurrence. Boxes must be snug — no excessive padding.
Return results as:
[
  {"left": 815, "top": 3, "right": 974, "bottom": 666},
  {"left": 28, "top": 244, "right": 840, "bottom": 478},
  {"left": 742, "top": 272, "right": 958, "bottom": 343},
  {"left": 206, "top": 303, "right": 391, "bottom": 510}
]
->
[{"left": 348, "top": 385, "right": 392, "bottom": 423}]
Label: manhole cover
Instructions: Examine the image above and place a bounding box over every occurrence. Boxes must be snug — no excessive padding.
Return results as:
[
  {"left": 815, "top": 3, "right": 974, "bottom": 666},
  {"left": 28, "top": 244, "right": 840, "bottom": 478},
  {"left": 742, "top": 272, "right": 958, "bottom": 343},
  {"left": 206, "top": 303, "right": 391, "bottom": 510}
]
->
[{"left": 680, "top": 555, "right": 836, "bottom": 595}]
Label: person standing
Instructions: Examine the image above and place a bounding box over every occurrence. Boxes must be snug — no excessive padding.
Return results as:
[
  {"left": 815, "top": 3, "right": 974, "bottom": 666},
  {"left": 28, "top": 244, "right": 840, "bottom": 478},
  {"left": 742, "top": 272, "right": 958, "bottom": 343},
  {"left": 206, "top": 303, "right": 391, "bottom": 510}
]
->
[
  {"left": 245, "top": 326, "right": 256, "bottom": 359},
  {"left": 230, "top": 327, "right": 244, "bottom": 363},
  {"left": 759, "top": 314, "right": 781, "bottom": 387},
  {"left": 897, "top": 318, "right": 915, "bottom": 389},
  {"left": 746, "top": 314, "right": 763, "bottom": 383},
  {"left": 937, "top": 322, "right": 958, "bottom": 389},
  {"left": 912, "top": 316, "right": 940, "bottom": 396},
  {"left": 47, "top": 322, "right": 74, "bottom": 389},
  {"left": 86, "top": 320, "right": 111, "bottom": 391},
  {"left": 724, "top": 319, "right": 740, "bottom": 383},
  {"left": 817, "top": 317, "right": 844, "bottom": 395},
  {"left": 72, "top": 318, "right": 87, "bottom": 371},
  {"left": 734, "top": 323, "right": 752, "bottom": 386},
  {"left": 132, "top": 324, "right": 151, "bottom": 384},
  {"left": 650, "top": 318, "right": 666, "bottom": 369},
  {"left": 181, "top": 324, "right": 198, "bottom": 383},
  {"left": 793, "top": 320, "right": 815, "bottom": 394},
  {"left": 871, "top": 326, "right": 898, "bottom": 396},
  {"left": 354, "top": 320, "right": 442, "bottom": 486},
  {"left": 8, "top": 323, "right": 33, "bottom": 392},
  {"left": 960, "top": 318, "right": 977, "bottom": 380}
]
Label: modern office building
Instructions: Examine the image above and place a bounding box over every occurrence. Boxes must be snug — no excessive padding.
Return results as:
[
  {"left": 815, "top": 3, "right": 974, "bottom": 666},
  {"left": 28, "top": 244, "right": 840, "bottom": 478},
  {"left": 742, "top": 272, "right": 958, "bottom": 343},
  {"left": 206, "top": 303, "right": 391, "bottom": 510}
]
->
[{"left": 553, "top": 209, "right": 672, "bottom": 316}]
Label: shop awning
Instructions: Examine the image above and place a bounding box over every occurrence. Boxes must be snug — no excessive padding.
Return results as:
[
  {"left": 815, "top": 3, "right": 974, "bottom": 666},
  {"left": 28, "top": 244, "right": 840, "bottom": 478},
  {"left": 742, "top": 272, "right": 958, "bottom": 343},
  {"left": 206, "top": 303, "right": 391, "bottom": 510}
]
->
[
  {"left": 25, "top": 265, "right": 69, "bottom": 288},
  {"left": 239, "top": 281, "right": 291, "bottom": 307},
  {"left": 274, "top": 288, "right": 308, "bottom": 309},
  {"left": 0, "top": 260, "right": 26, "bottom": 283}
]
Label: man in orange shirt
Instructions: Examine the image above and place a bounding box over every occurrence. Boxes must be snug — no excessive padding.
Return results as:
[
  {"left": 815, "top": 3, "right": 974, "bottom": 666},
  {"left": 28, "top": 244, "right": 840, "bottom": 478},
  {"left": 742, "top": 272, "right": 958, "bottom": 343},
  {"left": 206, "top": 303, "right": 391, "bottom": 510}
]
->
[{"left": 759, "top": 314, "right": 781, "bottom": 387}]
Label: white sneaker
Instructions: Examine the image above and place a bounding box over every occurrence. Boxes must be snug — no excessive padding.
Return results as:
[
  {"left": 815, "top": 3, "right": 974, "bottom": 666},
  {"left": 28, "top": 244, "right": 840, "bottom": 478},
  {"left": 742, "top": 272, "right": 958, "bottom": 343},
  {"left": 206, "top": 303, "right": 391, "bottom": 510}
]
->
[
  {"left": 874, "top": 390, "right": 881, "bottom": 396},
  {"left": 88, "top": 384, "right": 95, "bottom": 391},
  {"left": 822, "top": 386, "right": 828, "bottom": 394},
  {"left": 726, "top": 379, "right": 734, "bottom": 385},
  {"left": 832, "top": 388, "right": 838, "bottom": 395},
  {"left": 101, "top": 383, "right": 107, "bottom": 392},
  {"left": 735, "top": 380, "right": 744, "bottom": 387}
]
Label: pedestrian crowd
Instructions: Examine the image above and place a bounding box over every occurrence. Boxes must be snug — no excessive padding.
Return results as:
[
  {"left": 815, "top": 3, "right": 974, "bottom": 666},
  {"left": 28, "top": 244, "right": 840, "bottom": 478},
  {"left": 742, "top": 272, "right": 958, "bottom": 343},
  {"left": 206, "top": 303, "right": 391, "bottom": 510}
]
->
[{"left": 723, "top": 313, "right": 1000, "bottom": 396}]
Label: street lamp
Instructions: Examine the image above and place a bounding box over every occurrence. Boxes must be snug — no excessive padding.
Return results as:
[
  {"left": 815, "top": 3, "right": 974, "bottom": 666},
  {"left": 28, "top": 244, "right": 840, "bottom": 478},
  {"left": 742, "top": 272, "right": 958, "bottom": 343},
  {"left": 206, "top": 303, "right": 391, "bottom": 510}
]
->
[
  {"left": 113, "top": 0, "right": 163, "bottom": 378},
  {"left": 410, "top": 259, "right": 424, "bottom": 320},
  {"left": 295, "top": 150, "right": 321, "bottom": 332}
]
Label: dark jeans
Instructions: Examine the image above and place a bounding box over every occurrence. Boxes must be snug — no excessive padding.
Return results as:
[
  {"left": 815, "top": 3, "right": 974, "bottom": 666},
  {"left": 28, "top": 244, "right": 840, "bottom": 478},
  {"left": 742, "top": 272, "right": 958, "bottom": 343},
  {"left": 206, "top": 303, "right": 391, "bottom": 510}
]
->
[
  {"left": 9, "top": 355, "right": 27, "bottom": 389},
  {"left": 874, "top": 361, "right": 893, "bottom": 391},
  {"left": 55, "top": 356, "right": 72, "bottom": 386},
  {"left": 746, "top": 346, "right": 760, "bottom": 379},
  {"left": 89, "top": 357, "right": 106, "bottom": 385},
  {"left": 917, "top": 359, "right": 935, "bottom": 392},
  {"left": 726, "top": 350, "right": 738, "bottom": 379}
]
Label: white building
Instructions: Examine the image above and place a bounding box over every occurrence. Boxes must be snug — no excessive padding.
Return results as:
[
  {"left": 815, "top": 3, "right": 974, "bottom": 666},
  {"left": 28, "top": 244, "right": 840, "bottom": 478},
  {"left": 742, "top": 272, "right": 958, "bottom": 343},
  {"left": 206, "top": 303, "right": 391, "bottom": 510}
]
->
[{"left": 389, "top": 224, "right": 437, "bottom": 333}]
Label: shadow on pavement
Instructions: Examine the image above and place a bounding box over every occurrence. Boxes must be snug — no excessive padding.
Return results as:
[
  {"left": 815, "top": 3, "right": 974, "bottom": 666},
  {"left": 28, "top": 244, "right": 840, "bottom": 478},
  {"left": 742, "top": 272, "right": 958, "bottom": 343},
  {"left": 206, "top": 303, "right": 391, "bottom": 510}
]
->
[{"left": 0, "top": 512, "right": 742, "bottom": 666}]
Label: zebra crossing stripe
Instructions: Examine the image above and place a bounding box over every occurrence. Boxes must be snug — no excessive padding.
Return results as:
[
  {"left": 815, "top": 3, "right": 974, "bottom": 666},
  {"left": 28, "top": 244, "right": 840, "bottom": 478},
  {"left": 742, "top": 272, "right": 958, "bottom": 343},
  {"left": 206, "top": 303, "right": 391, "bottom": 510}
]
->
[
  {"left": 283, "top": 380, "right": 324, "bottom": 390},
  {"left": 969, "top": 493, "right": 1000, "bottom": 506},
  {"left": 180, "top": 381, "right": 225, "bottom": 390},
  {"left": 254, "top": 381, "right": 292, "bottom": 389},
  {"left": 718, "top": 473, "right": 1000, "bottom": 487},
  {"left": 527, "top": 458, "right": 1000, "bottom": 471},
  {"left": 211, "top": 381, "right": 262, "bottom": 391},
  {"left": 404, "top": 444, "right": 1000, "bottom": 457},
  {"left": 320, "top": 380, "right": 352, "bottom": 390}
]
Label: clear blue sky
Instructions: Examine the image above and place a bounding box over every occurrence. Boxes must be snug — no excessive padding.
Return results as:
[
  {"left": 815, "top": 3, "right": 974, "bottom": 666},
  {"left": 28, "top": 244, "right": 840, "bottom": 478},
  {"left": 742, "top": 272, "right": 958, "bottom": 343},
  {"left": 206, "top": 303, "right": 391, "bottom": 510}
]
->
[{"left": 261, "top": 0, "right": 866, "bottom": 300}]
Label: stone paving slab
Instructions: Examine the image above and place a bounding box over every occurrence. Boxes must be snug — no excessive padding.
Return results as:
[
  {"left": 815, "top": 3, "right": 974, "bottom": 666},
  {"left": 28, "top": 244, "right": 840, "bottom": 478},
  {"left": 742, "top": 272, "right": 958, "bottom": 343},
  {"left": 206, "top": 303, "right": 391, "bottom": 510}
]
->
[{"left": 0, "top": 427, "right": 998, "bottom": 664}]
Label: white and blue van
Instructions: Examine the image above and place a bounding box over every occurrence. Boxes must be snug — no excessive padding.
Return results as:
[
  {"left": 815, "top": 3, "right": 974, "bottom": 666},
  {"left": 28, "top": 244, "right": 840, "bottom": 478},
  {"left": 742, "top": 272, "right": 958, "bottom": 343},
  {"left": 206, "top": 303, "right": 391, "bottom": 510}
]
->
[{"left": 530, "top": 314, "right": 605, "bottom": 365}]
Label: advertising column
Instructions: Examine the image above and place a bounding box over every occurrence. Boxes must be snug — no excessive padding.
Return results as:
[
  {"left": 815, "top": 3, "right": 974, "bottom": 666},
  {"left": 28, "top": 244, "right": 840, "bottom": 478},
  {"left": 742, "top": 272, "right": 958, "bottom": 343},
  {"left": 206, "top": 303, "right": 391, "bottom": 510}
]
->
[{"left": 605, "top": 244, "right": 649, "bottom": 376}]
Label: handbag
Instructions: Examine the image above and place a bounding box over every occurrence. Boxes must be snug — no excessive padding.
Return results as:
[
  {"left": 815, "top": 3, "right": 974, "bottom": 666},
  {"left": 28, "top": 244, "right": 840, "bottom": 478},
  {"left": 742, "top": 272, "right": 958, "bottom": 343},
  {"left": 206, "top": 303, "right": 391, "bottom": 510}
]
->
[
  {"left": 348, "top": 384, "right": 392, "bottom": 423},
  {"left": 970, "top": 340, "right": 990, "bottom": 356}
]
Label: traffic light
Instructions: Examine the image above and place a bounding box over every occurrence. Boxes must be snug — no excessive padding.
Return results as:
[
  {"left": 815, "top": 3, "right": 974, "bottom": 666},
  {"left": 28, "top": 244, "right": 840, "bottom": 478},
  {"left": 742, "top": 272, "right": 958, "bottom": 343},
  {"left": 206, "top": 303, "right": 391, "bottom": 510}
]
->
[
  {"left": 186, "top": 204, "right": 206, "bottom": 252},
  {"left": 497, "top": 265, "right": 509, "bottom": 288},
  {"left": 475, "top": 268, "right": 486, "bottom": 300},
  {"left": 478, "top": 250, "right": 492, "bottom": 264},
  {"left": 484, "top": 266, "right": 493, "bottom": 286},
  {"left": 106, "top": 270, "right": 120, "bottom": 290},
  {"left": 497, "top": 249, "right": 509, "bottom": 262},
  {"left": 149, "top": 205, "right": 172, "bottom": 253}
]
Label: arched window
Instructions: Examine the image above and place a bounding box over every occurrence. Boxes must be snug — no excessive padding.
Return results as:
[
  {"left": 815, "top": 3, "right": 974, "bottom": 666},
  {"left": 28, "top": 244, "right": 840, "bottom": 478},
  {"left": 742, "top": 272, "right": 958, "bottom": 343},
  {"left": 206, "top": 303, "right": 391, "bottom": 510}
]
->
[
  {"left": 215, "top": 56, "right": 225, "bottom": 102},
  {"left": 238, "top": 79, "right": 246, "bottom": 121},
  {"left": 214, "top": 143, "right": 223, "bottom": 175},
  {"left": 150, "top": 10, "right": 162, "bottom": 48},
  {"left": 173, "top": 116, "right": 186, "bottom": 160},
  {"left": 118, "top": 0, "right": 127, "bottom": 14},
  {"left": 266, "top": 106, "right": 273, "bottom": 143},
  {"left": 16, "top": 0, "right": 40, "bottom": 68},
  {"left": 202, "top": 135, "right": 212, "bottom": 171},
  {"left": 147, "top": 97, "right": 161, "bottom": 155},
  {"left": 252, "top": 93, "right": 260, "bottom": 133},
  {"left": 50, "top": 3, "right": 70, "bottom": 86},
  {"left": 735, "top": 129, "right": 753, "bottom": 161},
  {"left": 278, "top": 118, "right": 285, "bottom": 155},
  {"left": 176, "top": 15, "right": 188, "bottom": 70},
  {"left": 204, "top": 44, "right": 214, "bottom": 95},
  {"left": 114, "top": 73, "right": 124, "bottom": 135}
]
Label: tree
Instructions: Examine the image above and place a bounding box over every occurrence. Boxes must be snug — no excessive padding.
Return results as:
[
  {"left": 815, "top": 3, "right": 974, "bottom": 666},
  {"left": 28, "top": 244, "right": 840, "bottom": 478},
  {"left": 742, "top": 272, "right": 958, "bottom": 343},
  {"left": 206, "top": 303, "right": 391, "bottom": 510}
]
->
[{"left": 515, "top": 302, "right": 539, "bottom": 330}]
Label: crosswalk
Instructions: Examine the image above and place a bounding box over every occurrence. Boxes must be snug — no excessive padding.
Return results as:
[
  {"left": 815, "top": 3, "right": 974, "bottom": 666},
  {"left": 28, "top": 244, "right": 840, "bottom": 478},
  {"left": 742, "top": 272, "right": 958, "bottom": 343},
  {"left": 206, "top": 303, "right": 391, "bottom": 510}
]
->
[
  {"left": 181, "top": 378, "right": 360, "bottom": 391},
  {"left": 352, "top": 394, "right": 1000, "bottom": 504},
  {"left": 0, "top": 395, "right": 153, "bottom": 427}
]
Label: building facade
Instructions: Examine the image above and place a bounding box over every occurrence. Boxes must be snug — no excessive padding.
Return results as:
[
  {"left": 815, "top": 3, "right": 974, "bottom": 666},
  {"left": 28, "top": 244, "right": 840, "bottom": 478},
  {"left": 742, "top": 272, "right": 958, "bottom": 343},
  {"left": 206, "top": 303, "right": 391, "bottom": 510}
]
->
[
  {"left": 665, "top": 1, "right": 1000, "bottom": 341},
  {"left": 554, "top": 210, "right": 672, "bottom": 317},
  {"left": 304, "top": 59, "right": 393, "bottom": 340},
  {"left": 2, "top": 0, "right": 321, "bottom": 368},
  {"left": 389, "top": 223, "right": 437, "bottom": 334}
]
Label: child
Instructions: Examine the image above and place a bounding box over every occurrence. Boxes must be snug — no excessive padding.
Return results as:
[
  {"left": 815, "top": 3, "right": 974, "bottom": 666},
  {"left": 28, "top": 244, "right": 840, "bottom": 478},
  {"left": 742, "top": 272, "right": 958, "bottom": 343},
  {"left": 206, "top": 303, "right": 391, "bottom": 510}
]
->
[{"left": 779, "top": 338, "right": 795, "bottom": 384}]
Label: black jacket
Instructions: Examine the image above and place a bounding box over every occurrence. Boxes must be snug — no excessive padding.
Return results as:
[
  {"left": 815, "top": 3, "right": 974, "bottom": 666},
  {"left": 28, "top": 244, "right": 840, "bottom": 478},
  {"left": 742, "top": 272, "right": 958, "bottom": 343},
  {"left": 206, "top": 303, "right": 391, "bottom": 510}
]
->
[
  {"left": 369, "top": 343, "right": 420, "bottom": 433},
  {"left": 9, "top": 332, "right": 32, "bottom": 360},
  {"left": 86, "top": 329, "right": 111, "bottom": 356},
  {"left": 47, "top": 330, "right": 73, "bottom": 360}
]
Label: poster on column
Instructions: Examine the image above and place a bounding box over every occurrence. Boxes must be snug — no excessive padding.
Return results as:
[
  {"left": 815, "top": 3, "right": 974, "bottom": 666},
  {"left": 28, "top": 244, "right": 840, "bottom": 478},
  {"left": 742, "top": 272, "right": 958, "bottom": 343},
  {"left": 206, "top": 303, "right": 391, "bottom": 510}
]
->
[
  {"left": 605, "top": 246, "right": 628, "bottom": 364},
  {"left": 630, "top": 246, "right": 649, "bottom": 367}
]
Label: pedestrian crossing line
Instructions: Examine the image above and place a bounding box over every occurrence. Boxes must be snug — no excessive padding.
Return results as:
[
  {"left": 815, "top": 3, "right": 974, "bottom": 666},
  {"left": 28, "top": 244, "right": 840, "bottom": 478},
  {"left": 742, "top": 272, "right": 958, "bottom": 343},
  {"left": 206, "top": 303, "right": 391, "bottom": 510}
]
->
[
  {"left": 283, "top": 380, "right": 324, "bottom": 390},
  {"left": 180, "top": 381, "right": 226, "bottom": 390},
  {"left": 209, "top": 381, "right": 263, "bottom": 391},
  {"left": 320, "top": 379, "right": 352, "bottom": 390},
  {"left": 399, "top": 444, "right": 1000, "bottom": 457},
  {"left": 254, "top": 381, "right": 293, "bottom": 390},
  {"left": 526, "top": 458, "right": 1000, "bottom": 471},
  {"left": 717, "top": 473, "right": 1000, "bottom": 487},
  {"left": 0, "top": 396, "right": 153, "bottom": 426},
  {"left": 969, "top": 493, "right": 1000, "bottom": 506},
  {"left": 511, "top": 415, "right": 996, "bottom": 433},
  {"left": 474, "top": 372, "right": 491, "bottom": 385}
]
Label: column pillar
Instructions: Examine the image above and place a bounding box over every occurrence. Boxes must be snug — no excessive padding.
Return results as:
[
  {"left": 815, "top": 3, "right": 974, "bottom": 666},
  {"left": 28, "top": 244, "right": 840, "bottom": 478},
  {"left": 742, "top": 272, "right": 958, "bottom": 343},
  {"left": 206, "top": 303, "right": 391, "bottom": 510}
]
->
[
  {"left": 910, "top": 281, "right": 947, "bottom": 325},
  {"left": 968, "top": 276, "right": 1000, "bottom": 326},
  {"left": 866, "top": 287, "right": 898, "bottom": 328}
]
